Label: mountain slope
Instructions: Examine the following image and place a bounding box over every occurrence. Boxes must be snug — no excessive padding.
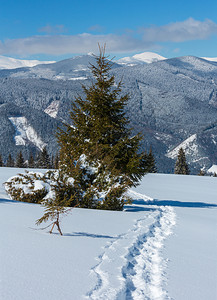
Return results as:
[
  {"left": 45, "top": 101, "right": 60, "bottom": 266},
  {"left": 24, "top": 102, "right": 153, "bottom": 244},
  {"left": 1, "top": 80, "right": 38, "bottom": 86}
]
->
[
  {"left": 0, "top": 55, "right": 217, "bottom": 172},
  {"left": 0, "top": 54, "right": 121, "bottom": 80},
  {"left": 112, "top": 56, "right": 217, "bottom": 172}
]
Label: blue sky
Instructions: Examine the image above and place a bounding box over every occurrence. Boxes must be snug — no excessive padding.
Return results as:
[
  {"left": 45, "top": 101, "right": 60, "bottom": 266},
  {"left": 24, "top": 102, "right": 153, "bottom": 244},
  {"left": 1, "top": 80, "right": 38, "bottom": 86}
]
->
[{"left": 1, "top": 0, "right": 217, "bottom": 61}]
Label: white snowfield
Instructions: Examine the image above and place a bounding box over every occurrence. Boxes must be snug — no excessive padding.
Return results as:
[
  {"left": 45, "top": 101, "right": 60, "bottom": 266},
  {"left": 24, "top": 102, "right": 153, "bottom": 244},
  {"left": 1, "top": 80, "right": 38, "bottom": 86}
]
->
[
  {"left": 0, "top": 168, "right": 217, "bottom": 300},
  {"left": 9, "top": 117, "right": 46, "bottom": 151}
]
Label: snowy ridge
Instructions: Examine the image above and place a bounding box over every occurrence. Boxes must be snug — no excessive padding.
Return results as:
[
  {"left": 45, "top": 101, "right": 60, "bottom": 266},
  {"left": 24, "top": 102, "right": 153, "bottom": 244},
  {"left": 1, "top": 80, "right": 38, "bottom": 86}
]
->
[
  {"left": 207, "top": 165, "right": 217, "bottom": 174},
  {"left": 9, "top": 117, "right": 46, "bottom": 150},
  {"left": 87, "top": 197, "right": 176, "bottom": 300},
  {"left": 166, "top": 134, "right": 198, "bottom": 159},
  {"left": 0, "top": 55, "right": 55, "bottom": 70}
]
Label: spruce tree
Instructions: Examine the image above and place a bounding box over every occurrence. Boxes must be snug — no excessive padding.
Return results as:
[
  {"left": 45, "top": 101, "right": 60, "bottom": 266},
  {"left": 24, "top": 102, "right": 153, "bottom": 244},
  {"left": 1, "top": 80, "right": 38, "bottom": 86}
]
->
[
  {"left": 54, "top": 152, "right": 60, "bottom": 169},
  {"left": 6, "top": 153, "right": 14, "bottom": 167},
  {"left": 16, "top": 151, "right": 25, "bottom": 168},
  {"left": 0, "top": 154, "right": 3, "bottom": 167},
  {"left": 147, "top": 146, "right": 157, "bottom": 173},
  {"left": 174, "top": 147, "right": 190, "bottom": 175},
  {"left": 37, "top": 147, "right": 51, "bottom": 169},
  {"left": 51, "top": 155, "right": 54, "bottom": 169},
  {"left": 57, "top": 45, "right": 147, "bottom": 210},
  {"left": 35, "top": 171, "right": 75, "bottom": 235},
  {"left": 28, "top": 152, "right": 35, "bottom": 168}
]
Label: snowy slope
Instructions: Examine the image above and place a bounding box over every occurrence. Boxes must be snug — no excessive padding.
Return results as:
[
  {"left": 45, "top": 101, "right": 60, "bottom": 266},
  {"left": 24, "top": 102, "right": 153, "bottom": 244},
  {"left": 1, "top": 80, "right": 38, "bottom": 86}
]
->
[
  {"left": 117, "top": 52, "right": 166, "bottom": 65},
  {"left": 9, "top": 116, "right": 46, "bottom": 150},
  {"left": 1, "top": 168, "right": 217, "bottom": 300},
  {"left": 207, "top": 164, "right": 217, "bottom": 174},
  {"left": 0, "top": 55, "right": 55, "bottom": 69},
  {"left": 166, "top": 134, "right": 198, "bottom": 159},
  {"left": 44, "top": 100, "right": 60, "bottom": 118}
]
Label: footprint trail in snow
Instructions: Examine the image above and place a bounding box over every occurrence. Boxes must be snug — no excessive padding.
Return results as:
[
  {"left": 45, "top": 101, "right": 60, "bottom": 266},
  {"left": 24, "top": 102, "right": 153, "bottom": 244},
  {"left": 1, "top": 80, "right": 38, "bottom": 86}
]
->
[{"left": 86, "top": 195, "right": 176, "bottom": 300}]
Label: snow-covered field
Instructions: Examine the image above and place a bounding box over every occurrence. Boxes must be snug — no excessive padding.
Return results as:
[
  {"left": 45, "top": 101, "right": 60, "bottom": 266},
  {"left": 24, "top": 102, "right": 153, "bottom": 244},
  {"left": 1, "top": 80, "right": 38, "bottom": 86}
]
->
[{"left": 1, "top": 168, "right": 216, "bottom": 300}]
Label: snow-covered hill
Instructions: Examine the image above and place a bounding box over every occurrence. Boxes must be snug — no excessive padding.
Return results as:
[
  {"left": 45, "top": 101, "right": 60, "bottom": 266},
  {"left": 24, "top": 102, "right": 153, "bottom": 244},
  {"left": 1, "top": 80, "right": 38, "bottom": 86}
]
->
[
  {"left": 117, "top": 52, "right": 166, "bottom": 65},
  {"left": 1, "top": 168, "right": 217, "bottom": 300},
  {"left": 0, "top": 55, "right": 55, "bottom": 70}
]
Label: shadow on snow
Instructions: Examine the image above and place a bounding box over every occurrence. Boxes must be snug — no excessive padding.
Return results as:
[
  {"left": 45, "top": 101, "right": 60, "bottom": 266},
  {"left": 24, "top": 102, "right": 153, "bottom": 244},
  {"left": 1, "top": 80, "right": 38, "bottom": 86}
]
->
[
  {"left": 62, "top": 231, "right": 116, "bottom": 239},
  {"left": 0, "top": 198, "right": 17, "bottom": 204},
  {"left": 130, "top": 199, "right": 217, "bottom": 209}
]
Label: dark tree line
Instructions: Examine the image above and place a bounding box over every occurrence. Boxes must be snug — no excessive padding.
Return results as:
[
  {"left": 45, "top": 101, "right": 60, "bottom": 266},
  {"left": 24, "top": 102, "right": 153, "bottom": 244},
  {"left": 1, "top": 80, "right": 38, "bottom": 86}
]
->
[
  {"left": 0, "top": 147, "right": 59, "bottom": 169},
  {"left": 0, "top": 145, "right": 157, "bottom": 172}
]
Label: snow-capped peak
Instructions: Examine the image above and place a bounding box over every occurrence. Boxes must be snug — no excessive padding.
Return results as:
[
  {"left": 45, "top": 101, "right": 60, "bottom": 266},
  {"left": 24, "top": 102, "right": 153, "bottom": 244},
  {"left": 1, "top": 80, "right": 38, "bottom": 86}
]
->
[
  {"left": 117, "top": 52, "right": 166, "bottom": 66},
  {"left": 0, "top": 55, "right": 55, "bottom": 70}
]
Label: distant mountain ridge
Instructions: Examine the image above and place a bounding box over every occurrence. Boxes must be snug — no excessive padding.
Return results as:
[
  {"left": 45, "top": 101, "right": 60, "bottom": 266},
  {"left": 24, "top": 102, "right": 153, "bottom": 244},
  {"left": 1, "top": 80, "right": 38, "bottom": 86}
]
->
[
  {"left": 0, "top": 53, "right": 217, "bottom": 173},
  {"left": 0, "top": 55, "right": 55, "bottom": 70},
  {"left": 0, "top": 54, "right": 121, "bottom": 80},
  {"left": 1, "top": 52, "right": 217, "bottom": 70}
]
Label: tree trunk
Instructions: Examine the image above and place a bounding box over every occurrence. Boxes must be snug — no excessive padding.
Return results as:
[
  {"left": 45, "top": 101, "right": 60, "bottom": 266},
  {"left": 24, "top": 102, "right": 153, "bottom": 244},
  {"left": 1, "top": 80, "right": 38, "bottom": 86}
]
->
[{"left": 49, "top": 213, "right": 63, "bottom": 235}]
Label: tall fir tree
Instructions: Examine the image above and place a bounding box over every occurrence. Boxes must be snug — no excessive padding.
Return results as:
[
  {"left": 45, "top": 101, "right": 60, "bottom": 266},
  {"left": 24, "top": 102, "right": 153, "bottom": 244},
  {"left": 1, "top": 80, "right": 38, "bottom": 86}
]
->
[
  {"left": 174, "top": 147, "right": 190, "bottom": 175},
  {"left": 57, "top": 45, "right": 147, "bottom": 210},
  {"left": 0, "top": 154, "right": 3, "bottom": 167},
  {"left": 6, "top": 153, "right": 14, "bottom": 167},
  {"left": 16, "top": 151, "right": 25, "bottom": 168}
]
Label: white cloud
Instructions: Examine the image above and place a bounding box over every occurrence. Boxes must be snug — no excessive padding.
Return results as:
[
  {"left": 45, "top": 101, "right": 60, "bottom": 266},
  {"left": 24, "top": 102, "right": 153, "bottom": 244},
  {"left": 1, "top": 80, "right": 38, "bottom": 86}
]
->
[
  {"left": 0, "top": 33, "right": 153, "bottom": 56},
  {"left": 142, "top": 18, "right": 217, "bottom": 42},
  {"left": 0, "top": 18, "right": 217, "bottom": 57}
]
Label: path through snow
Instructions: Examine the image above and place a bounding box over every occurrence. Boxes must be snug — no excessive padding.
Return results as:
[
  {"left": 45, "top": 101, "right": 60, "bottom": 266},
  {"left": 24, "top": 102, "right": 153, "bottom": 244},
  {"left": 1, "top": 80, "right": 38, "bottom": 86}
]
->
[{"left": 87, "top": 199, "right": 176, "bottom": 300}]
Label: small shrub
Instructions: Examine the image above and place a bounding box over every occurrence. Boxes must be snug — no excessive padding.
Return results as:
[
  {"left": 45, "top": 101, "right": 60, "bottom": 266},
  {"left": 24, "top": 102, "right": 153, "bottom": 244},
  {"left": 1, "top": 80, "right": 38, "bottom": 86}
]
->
[{"left": 4, "top": 171, "right": 48, "bottom": 204}]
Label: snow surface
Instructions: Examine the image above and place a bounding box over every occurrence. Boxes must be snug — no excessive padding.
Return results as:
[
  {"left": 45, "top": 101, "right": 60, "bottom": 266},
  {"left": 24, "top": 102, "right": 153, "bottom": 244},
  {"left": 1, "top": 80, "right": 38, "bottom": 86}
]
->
[
  {"left": 1, "top": 168, "right": 217, "bottom": 300},
  {"left": 0, "top": 55, "right": 55, "bottom": 70},
  {"left": 44, "top": 100, "right": 60, "bottom": 118},
  {"left": 9, "top": 117, "right": 46, "bottom": 150},
  {"left": 135, "top": 174, "right": 217, "bottom": 300},
  {"left": 207, "top": 165, "right": 217, "bottom": 174}
]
